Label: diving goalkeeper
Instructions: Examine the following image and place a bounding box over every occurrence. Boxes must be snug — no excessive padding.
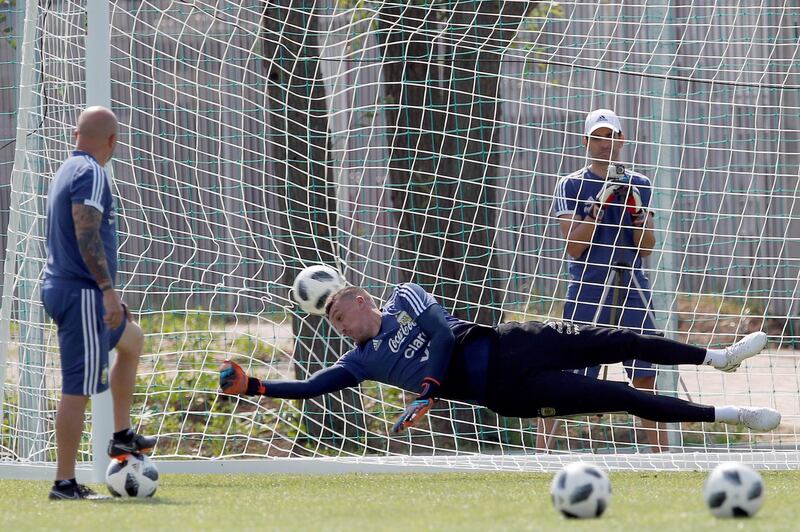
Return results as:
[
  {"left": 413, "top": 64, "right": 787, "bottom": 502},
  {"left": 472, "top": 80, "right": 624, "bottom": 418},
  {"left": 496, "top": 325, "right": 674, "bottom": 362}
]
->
[{"left": 219, "top": 283, "right": 780, "bottom": 434}]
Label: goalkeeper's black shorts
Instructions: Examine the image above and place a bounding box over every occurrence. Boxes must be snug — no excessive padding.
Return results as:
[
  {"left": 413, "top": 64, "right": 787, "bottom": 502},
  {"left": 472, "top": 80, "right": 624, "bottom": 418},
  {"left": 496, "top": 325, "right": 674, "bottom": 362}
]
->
[{"left": 481, "top": 320, "right": 711, "bottom": 422}]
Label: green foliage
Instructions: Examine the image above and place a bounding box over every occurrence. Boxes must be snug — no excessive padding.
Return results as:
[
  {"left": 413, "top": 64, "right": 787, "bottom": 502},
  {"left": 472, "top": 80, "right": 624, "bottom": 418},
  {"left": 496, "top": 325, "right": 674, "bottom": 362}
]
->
[
  {"left": 132, "top": 310, "right": 298, "bottom": 458},
  {"left": 679, "top": 293, "right": 767, "bottom": 321},
  {"left": 678, "top": 421, "right": 749, "bottom": 447},
  {"left": 138, "top": 310, "right": 222, "bottom": 339}
]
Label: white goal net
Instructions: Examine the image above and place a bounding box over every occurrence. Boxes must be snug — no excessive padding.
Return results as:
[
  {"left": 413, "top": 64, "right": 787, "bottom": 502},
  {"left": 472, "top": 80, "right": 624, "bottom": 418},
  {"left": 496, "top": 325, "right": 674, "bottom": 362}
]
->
[{"left": 2, "top": 0, "right": 799, "bottom": 475}]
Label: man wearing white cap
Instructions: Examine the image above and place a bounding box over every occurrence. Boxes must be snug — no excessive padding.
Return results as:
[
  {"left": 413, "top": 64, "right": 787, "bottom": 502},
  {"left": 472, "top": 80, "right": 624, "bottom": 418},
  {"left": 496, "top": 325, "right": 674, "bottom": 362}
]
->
[{"left": 548, "top": 108, "right": 664, "bottom": 451}]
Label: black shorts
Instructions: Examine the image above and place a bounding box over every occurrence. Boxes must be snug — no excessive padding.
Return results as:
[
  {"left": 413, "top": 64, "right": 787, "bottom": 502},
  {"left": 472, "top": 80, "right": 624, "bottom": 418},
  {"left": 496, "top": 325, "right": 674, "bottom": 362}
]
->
[
  {"left": 482, "top": 320, "right": 708, "bottom": 420},
  {"left": 484, "top": 321, "right": 572, "bottom": 417}
]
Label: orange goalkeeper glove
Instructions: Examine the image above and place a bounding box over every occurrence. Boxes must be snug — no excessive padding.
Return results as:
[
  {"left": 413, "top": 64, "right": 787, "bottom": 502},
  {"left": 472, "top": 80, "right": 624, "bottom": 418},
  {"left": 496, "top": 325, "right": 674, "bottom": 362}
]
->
[
  {"left": 219, "top": 360, "right": 265, "bottom": 395},
  {"left": 391, "top": 398, "right": 435, "bottom": 434}
]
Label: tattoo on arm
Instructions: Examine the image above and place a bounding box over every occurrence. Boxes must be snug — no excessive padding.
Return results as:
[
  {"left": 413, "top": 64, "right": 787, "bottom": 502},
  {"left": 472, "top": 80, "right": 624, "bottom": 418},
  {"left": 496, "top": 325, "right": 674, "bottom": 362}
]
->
[{"left": 72, "top": 204, "right": 113, "bottom": 290}]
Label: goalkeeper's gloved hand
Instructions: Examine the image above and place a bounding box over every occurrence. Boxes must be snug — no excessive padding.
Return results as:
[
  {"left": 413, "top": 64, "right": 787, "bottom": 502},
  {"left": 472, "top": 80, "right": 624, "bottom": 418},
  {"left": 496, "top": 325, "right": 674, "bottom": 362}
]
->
[
  {"left": 391, "top": 398, "right": 435, "bottom": 434},
  {"left": 219, "top": 359, "right": 265, "bottom": 396},
  {"left": 391, "top": 376, "right": 439, "bottom": 434}
]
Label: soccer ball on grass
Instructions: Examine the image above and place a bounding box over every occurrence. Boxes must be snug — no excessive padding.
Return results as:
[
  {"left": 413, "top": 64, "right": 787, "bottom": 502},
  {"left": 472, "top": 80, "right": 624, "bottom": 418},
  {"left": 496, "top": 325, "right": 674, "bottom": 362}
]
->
[
  {"left": 703, "top": 462, "right": 764, "bottom": 518},
  {"left": 550, "top": 462, "right": 611, "bottom": 518},
  {"left": 291, "top": 264, "right": 345, "bottom": 315},
  {"left": 105, "top": 453, "right": 159, "bottom": 498}
]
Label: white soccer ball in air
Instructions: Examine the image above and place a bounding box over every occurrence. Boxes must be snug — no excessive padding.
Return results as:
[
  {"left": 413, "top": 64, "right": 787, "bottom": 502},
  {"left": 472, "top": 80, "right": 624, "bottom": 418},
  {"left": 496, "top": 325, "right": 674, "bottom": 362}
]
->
[
  {"left": 292, "top": 264, "right": 345, "bottom": 315},
  {"left": 703, "top": 462, "right": 764, "bottom": 518},
  {"left": 550, "top": 462, "right": 611, "bottom": 519},
  {"left": 105, "top": 453, "right": 159, "bottom": 498}
]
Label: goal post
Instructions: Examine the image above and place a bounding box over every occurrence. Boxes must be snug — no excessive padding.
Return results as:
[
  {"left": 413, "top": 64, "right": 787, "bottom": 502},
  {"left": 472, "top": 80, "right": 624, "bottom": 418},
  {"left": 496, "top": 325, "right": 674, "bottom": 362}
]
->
[
  {"left": 2, "top": 1, "right": 799, "bottom": 477},
  {"left": 85, "top": 0, "right": 115, "bottom": 484}
]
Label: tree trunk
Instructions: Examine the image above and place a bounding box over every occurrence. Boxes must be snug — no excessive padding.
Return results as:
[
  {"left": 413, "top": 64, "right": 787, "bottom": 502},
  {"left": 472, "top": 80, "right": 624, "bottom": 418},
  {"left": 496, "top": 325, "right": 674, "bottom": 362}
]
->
[
  {"left": 378, "top": 1, "right": 532, "bottom": 325},
  {"left": 436, "top": 0, "right": 530, "bottom": 325},
  {"left": 263, "top": 0, "right": 365, "bottom": 453},
  {"left": 377, "top": 3, "right": 448, "bottom": 294},
  {"left": 376, "top": 0, "right": 534, "bottom": 449}
]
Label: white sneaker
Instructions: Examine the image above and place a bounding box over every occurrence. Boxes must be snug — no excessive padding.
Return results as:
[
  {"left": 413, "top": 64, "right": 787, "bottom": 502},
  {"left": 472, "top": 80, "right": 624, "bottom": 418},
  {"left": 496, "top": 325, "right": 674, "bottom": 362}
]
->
[
  {"left": 717, "top": 331, "right": 768, "bottom": 372},
  {"left": 737, "top": 407, "right": 781, "bottom": 431}
]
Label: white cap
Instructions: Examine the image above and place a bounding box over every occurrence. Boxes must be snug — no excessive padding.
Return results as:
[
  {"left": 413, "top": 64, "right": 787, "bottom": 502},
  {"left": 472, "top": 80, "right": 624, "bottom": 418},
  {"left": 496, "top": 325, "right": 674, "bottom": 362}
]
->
[{"left": 584, "top": 109, "right": 622, "bottom": 136}]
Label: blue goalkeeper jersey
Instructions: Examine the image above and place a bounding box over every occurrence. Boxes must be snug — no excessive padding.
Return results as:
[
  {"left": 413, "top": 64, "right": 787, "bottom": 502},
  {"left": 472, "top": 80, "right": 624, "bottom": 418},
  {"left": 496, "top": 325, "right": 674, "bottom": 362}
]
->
[
  {"left": 44, "top": 151, "right": 118, "bottom": 287},
  {"left": 334, "top": 283, "right": 472, "bottom": 394},
  {"left": 552, "top": 167, "right": 653, "bottom": 301}
]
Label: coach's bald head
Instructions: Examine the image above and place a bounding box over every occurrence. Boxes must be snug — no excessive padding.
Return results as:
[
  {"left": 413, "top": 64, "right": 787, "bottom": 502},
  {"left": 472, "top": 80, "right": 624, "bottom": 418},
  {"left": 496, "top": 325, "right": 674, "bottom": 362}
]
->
[{"left": 75, "top": 106, "right": 118, "bottom": 164}]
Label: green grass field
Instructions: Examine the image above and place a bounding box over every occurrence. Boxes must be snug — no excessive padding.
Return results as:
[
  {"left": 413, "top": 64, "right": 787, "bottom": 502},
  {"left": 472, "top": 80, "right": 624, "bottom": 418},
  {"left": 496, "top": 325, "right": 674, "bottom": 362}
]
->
[{"left": 2, "top": 471, "right": 799, "bottom": 531}]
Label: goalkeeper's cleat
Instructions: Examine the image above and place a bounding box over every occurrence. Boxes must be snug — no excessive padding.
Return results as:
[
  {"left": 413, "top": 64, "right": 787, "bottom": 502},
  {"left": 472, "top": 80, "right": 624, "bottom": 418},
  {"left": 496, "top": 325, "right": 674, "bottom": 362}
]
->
[
  {"left": 107, "top": 431, "right": 157, "bottom": 459},
  {"left": 48, "top": 483, "right": 109, "bottom": 501},
  {"left": 737, "top": 407, "right": 781, "bottom": 432},
  {"left": 717, "top": 331, "right": 768, "bottom": 373}
]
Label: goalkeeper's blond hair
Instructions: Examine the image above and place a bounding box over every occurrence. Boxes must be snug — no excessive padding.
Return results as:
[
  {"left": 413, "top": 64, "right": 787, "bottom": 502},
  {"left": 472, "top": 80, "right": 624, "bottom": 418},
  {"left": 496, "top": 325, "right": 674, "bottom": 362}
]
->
[{"left": 324, "top": 286, "right": 375, "bottom": 316}]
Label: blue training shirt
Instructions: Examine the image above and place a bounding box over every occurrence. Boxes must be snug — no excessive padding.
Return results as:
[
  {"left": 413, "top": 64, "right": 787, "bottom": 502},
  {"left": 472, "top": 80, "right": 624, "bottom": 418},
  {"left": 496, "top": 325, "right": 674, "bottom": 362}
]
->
[
  {"left": 44, "top": 151, "right": 117, "bottom": 286},
  {"left": 335, "top": 283, "right": 472, "bottom": 394},
  {"left": 553, "top": 167, "right": 653, "bottom": 301}
]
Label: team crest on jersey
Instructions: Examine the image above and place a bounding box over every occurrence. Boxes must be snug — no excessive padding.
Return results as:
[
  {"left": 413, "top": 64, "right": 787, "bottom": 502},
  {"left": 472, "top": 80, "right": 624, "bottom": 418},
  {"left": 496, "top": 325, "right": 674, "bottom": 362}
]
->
[{"left": 396, "top": 311, "right": 412, "bottom": 325}]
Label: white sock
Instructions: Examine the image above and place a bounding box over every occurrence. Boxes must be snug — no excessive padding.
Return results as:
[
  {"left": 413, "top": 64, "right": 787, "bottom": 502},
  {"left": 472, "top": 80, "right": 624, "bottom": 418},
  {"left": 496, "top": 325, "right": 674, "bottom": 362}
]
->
[
  {"left": 703, "top": 348, "right": 727, "bottom": 368},
  {"left": 714, "top": 405, "right": 740, "bottom": 424}
]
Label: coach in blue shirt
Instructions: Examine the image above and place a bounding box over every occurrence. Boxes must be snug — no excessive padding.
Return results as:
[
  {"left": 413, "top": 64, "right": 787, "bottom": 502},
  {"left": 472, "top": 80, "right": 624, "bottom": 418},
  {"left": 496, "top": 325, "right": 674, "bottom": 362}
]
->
[
  {"left": 220, "top": 282, "right": 779, "bottom": 435},
  {"left": 42, "top": 106, "right": 154, "bottom": 500},
  {"left": 552, "top": 108, "right": 662, "bottom": 450}
]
